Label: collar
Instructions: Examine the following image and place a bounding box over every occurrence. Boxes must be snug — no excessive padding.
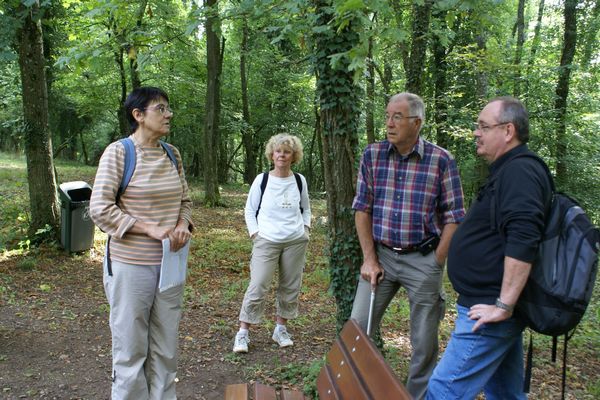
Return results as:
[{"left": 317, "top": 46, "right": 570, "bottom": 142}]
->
[
  {"left": 385, "top": 136, "right": 424, "bottom": 160},
  {"left": 489, "top": 144, "right": 529, "bottom": 175}
]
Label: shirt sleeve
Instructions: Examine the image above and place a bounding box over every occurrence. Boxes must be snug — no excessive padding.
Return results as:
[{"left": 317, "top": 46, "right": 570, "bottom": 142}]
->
[
  {"left": 498, "top": 158, "right": 551, "bottom": 263},
  {"left": 244, "top": 174, "right": 263, "bottom": 237},
  {"left": 172, "top": 145, "right": 194, "bottom": 231},
  {"left": 352, "top": 147, "right": 374, "bottom": 213},
  {"left": 438, "top": 155, "right": 466, "bottom": 225},
  {"left": 89, "top": 142, "right": 137, "bottom": 239}
]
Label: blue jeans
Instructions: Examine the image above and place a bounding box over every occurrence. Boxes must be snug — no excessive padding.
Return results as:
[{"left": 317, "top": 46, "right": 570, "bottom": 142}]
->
[{"left": 427, "top": 305, "right": 527, "bottom": 400}]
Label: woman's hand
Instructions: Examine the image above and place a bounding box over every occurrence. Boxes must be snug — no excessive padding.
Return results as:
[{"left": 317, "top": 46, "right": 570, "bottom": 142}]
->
[{"left": 169, "top": 219, "right": 192, "bottom": 252}]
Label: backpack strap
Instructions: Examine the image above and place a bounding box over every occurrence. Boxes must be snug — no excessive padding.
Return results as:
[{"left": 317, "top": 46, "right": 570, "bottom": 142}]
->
[
  {"left": 255, "top": 171, "right": 304, "bottom": 219},
  {"left": 489, "top": 152, "right": 555, "bottom": 232},
  {"left": 117, "top": 138, "right": 179, "bottom": 202},
  {"left": 159, "top": 140, "right": 179, "bottom": 170},
  {"left": 117, "top": 138, "right": 136, "bottom": 203},
  {"left": 523, "top": 332, "right": 533, "bottom": 393},
  {"left": 107, "top": 138, "right": 179, "bottom": 276},
  {"left": 255, "top": 172, "right": 269, "bottom": 218},
  {"left": 293, "top": 172, "right": 304, "bottom": 215}
]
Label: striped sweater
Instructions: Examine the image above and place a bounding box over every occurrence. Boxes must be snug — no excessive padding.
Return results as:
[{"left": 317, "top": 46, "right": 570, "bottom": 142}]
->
[{"left": 90, "top": 136, "right": 193, "bottom": 265}]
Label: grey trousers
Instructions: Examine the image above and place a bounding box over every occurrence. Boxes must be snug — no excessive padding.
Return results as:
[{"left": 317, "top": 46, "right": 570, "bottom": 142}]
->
[
  {"left": 350, "top": 247, "right": 445, "bottom": 400},
  {"left": 239, "top": 233, "right": 309, "bottom": 324},
  {"left": 104, "top": 260, "right": 184, "bottom": 400}
]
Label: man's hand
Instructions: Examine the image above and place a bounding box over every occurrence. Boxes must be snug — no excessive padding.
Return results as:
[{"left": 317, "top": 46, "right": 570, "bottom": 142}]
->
[
  {"left": 169, "top": 219, "right": 192, "bottom": 252},
  {"left": 468, "top": 304, "right": 513, "bottom": 332},
  {"left": 360, "top": 259, "right": 384, "bottom": 289}
]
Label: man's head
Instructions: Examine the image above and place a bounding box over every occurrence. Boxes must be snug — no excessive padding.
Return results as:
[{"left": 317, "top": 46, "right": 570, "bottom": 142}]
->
[
  {"left": 385, "top": 93, "right": 424, "bottom": 155},
  {"left": 475, "top": 96, "right": 529, "bottom": 163}
]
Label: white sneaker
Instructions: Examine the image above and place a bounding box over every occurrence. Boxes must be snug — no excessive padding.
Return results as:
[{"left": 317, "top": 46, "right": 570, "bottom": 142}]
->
[
  {"left": 233, "top": 332, "right": 249, "bottom": 353},
  {"left": 272, "top": 326, "right": 293, "bottom": 348}
]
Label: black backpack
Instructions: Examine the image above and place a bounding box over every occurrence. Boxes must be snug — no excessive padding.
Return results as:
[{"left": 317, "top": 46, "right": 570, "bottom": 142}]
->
[
  {"left": 490, "top": 152, "right": 600, "bottom": 398},
  {"left": 255, "top": 172, "right": 303, "bottom": 218}
]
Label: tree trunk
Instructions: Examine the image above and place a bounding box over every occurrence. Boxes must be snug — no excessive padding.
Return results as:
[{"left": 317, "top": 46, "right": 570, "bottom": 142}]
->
[
  {"left": 16, "top": 0, "right": 60, "bottom": 236},
  {"left": 314, "top": 0, "right": 362, "bottom": 329},
  {"left": 406, "top": 0, "right": 433, "bottom": 94},
  {"left": 217, "top": 36, "right": 228, "bottom": 184},
  {"left": 525, "top": 0, "right": 545, "bottom": 103},
  {"left": 581, "top": 0, "right": 600, "bottom": 68},
  {"left": 513, "top": 0, "right": 526, "bottom": 97},
  {"left": 432, "top": 7, "right": 450, "bottom": 149},
  {"left": 365, "top": 34, "right": 375, "bottom": 144},
  {"left": 109, "top": 13, "right": 129, "bottom": 139},
  {"left": 127, "top": 0, "right": 147, "bottom": 90},
  {"left": 390, "top": 0, "right": 410, "bottom": 77},
  {"left": 240, "top": 17, "right": 256, "bottom": 184},
  {"left": 203, "top": 0, "right": 222, "bottom": 206},
  {"left": 554, "top": 0, "right": 578, "bottom": 187}
]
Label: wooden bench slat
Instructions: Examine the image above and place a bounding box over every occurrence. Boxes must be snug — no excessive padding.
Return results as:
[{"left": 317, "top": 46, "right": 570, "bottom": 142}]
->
[
  {"left": 253, "top": 382, "right": 277, "bottom": 400},
  {"left": 317, "top": 319, "right": 412, "bottom": 400},
  {"left": 316, "top": 363, "right": 341, "bottom": 400},
  {"left": 225, "top": 383, "right": 249, "bottom": 400},
  {"left": 340, "top": 319, "right": 411, "bottom": 400},
  {"left": 326, "top": 339, "right": 371, "bottom": 399},
  {"left": 280, "top": 388, "right": 306, "bottom": 400}
]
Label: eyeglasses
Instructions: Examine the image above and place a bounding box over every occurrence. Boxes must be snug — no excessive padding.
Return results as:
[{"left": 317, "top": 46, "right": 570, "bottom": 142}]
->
[
  {"left": 385, "top": 113, "right": 419, "bottom": 123},
  {"left": 144, "top": 104, "right": 173, "bottom": 115},
  {"left": 473, "top": 122, "right": 508, "bottom": 132}
]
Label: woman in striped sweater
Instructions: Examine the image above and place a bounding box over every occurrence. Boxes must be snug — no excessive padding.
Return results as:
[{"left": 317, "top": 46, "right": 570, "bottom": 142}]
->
[{"left": 90, "top": 87, "right": 193, "bottom": 399}]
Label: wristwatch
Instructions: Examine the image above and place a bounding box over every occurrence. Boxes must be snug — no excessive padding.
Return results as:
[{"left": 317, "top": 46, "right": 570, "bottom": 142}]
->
[{"left": 495, "top": 298, "right": 515, "bottom": 313}]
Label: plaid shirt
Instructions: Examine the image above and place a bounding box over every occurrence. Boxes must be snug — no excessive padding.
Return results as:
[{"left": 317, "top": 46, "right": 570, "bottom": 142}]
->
[{"left": 353, "top": 137, "right": 465, "bottom": 248}]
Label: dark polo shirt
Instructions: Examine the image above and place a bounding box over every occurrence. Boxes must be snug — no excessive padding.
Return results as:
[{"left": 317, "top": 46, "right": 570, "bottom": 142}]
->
[{"left": 448, "top": 144, "right": 552, "bottom": 308}]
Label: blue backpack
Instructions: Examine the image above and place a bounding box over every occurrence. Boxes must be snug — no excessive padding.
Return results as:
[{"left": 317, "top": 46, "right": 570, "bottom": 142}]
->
[
  {"left": 105, "top": 138, "right": 179, "bottom": 275},
  {"left": 116, "top": 137, "right": 178, "bottom": 201}
]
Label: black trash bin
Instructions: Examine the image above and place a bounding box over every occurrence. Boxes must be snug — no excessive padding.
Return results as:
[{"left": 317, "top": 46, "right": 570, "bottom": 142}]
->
[{"left": 59, "top": 181, "right": 94, "bottom": 252}]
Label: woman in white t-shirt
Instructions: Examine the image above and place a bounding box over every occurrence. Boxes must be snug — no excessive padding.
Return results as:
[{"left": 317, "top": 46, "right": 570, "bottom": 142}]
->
[{"left": 233, "top": 134, "right": 311, "bottom": 353}]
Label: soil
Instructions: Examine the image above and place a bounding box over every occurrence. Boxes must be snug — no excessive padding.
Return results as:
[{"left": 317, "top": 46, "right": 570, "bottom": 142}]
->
[
  {"left": 1, "top": 194, "right": 598, "bottom": 399},
  {"left": 0, "top": 197, "right": 337, "bottom": 400}
]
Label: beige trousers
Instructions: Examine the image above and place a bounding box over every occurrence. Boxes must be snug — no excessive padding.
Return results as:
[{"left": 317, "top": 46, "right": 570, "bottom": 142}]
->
[
  {"left": 104, "top": 260, "right": 184, "bottom": 400},
  {"left": 239, "top": 233, "right": 309, "bottom": 324}
]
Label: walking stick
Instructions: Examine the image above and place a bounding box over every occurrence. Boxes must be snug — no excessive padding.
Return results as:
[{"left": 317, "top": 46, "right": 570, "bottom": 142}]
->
[{"left": 366, "top": 286, "right": 376, "bottom": 337}]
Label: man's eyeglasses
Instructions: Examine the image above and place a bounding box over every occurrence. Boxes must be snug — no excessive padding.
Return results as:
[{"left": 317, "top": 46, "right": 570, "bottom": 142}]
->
[
  {"left": 145, "top": 104, "right": 173, "bottom": 115},
  {"left": 385, "top": 113, "right": 419, "bottom": 123},
  {"left": 473, "top": 122, "right": 508, "bottom": 132}
]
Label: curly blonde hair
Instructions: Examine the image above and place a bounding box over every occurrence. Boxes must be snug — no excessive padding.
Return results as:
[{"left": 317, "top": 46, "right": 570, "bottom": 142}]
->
[{"left": 264, "top": 134, "right": 304, "bottom": 165}]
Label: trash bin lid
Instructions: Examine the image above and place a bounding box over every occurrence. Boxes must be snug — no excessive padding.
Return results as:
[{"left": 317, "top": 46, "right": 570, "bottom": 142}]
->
[
  {"left": 59, "top": 181, "right": 92, "bottom": 201},
  {"left": 59, "top": 181, "right": 91, "bottom": 192}
]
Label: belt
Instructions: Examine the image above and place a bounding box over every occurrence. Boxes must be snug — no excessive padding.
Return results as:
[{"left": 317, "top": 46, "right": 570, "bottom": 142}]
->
[{"left": 378, "top": 242, "right": 419, "bottom": 255}]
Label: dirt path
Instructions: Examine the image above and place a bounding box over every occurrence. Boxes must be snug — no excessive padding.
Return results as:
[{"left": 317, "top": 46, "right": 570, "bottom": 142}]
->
[{"left": 0, "top": 240, "right": 336, "bottom": 399}]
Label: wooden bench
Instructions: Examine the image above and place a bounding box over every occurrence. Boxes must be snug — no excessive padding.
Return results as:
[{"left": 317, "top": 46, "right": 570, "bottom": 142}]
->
[
  {"left": 316, "top": 319, "right": 411, "bottom": 399},
  {"left": 225, "top": 382, "right": 307, "bottom": 400},
  {"left": 225, "top": 319, "right": 410, "bottom": 400}
]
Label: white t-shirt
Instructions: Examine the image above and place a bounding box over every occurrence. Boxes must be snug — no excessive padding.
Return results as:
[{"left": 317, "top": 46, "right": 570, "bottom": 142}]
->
[{"left": 244, "top": 172, "right": 311, "bottom": 243}]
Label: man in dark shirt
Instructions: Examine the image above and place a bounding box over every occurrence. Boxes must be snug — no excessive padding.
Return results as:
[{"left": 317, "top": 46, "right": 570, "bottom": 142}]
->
[{"left": 426, "top": 97, "right": 552, "bottom": 399}]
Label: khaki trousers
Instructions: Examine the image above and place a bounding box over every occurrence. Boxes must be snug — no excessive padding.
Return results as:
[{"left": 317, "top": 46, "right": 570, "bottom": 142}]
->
[
  {"left": 239, "top": 233, "right": 309, "bottom": 324},
  {"left": 104, "top": 260, "right": 184, "bottom": 400},
  {"left": 351, "top": 247, "right": 445, "bottom": 400}
]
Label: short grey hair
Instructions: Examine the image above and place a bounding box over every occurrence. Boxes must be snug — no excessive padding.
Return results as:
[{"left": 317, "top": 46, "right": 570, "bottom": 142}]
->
[
  {"left": 388, "top": 92, "right": 425, "bottom": 122},
  {"left": 264, "top": 134, "right": 304, "bottom": 164},
  {"left": 490, "top": 96, "right": 530, "bottom": 143}
]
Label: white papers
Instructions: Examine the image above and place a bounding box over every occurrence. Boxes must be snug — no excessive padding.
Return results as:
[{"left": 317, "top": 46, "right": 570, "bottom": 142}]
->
[{"left": 159, "top": 238, "right": 190, "bottom": 292}]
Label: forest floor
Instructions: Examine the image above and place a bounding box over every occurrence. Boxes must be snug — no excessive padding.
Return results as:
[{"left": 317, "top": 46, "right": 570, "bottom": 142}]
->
[{"left": 0, "top": 154, "right": 599, "bottom": 399}]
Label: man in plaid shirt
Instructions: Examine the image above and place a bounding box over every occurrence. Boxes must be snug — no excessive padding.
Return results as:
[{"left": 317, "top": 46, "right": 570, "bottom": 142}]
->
[{"left": 350, "top": 92, "right": 465, "bottom": 399}]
